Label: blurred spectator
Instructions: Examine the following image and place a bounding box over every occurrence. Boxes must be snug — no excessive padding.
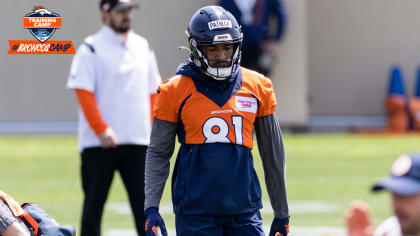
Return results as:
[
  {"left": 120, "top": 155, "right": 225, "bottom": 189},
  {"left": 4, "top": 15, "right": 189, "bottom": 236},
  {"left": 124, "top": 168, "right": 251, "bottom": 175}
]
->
[
  {"left": 385, "top": 66, "right": 408, "bottom": 133},
  {"left": 346, "top": 153, "right": 420, "bottom": 236},
  {"left": 219, "top": 0, "right": 288, "bottom": 76},
  {"left": 66, "top": 0, "right": 161, "bottom": 235}
]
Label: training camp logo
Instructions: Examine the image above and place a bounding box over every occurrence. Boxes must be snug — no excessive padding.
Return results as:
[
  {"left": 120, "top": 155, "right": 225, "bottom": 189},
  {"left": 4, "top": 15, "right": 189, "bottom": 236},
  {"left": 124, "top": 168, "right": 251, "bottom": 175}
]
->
[{"left": 8, "top": 6, "right": 75, "bottom": 55}]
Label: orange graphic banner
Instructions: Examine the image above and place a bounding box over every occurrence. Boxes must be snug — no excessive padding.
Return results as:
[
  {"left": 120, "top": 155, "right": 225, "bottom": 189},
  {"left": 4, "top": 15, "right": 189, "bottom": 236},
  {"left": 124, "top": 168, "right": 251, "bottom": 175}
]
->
[
  {"left": 23, "top": 17, "right": 62, "bottom": 28},
  {"left": 8, "top": 40, "right": 75, "bottom": 54}
]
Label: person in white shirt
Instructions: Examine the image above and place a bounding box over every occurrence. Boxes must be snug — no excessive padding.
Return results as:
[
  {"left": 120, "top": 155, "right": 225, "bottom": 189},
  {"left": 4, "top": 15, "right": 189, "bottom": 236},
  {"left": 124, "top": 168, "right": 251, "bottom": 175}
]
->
[
  {"left": 66, "top": 0, "right": 161, "bottom": 235},
  {"left": 346, "top": 153, "right": 420, "bottom": 236}
]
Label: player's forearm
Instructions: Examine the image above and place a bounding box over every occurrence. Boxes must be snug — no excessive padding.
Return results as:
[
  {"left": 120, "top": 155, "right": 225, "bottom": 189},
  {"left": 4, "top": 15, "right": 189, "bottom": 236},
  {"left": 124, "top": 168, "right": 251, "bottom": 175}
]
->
[
  {"left": 255, "top": 113, "right": 289, "bottom": 218},
  {"left": 0, "top": 198, "right": 29, "bottom": 236},
  {"left": 144, "top": 118, "right": 177, "bottom": 210},
  {"left": 144, "top": 155, "right": 170, "bottom": 210},
  {"left": 2, "top": 222, "right": 30, "bottom": 236}
]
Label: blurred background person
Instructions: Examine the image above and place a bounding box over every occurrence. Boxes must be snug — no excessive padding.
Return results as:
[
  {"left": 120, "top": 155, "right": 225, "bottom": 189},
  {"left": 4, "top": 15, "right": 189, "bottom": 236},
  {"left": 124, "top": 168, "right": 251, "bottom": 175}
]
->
[
  {"left": 219, "top": 0, "right": 288, "bottom": 76},
  {"left": 346, "top": 153, "right": 420, "bottom": 236},
  {"left": 66, "top": 0, "right": 161, "bottom": 235},
  {"left": 0, "top": 190, "right": 75, "bottom": 236}
]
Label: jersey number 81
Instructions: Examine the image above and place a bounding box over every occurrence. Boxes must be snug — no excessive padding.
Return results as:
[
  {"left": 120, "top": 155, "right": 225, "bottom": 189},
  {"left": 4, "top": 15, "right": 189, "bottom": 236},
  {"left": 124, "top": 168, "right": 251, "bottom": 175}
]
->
[{"left": 202, "top": 116, "right": 243, "bottom": 145}]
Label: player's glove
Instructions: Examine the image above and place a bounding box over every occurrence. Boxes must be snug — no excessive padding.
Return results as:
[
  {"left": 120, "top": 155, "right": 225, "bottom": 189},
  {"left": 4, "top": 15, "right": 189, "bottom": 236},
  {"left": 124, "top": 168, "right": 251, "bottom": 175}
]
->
[
  {"left": 145, "top": 207, "right": 168, "bottom": 236},
  {"left": 269, "top": 217, "right": 290, "bottom": 236}
]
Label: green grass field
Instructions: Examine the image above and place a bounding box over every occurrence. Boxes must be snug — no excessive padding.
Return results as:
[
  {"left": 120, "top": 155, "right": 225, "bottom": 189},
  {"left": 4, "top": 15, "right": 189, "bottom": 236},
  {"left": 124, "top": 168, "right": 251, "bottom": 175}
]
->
[{"left": 1, "top": 134, "right": 419, "bottom": 234}]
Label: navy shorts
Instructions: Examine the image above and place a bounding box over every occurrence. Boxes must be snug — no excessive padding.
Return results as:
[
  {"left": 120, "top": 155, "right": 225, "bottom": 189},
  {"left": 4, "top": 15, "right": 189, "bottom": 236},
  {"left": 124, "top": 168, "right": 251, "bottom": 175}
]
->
[{"left": 175, "top": 210, "right": 264, "bottom": 236}]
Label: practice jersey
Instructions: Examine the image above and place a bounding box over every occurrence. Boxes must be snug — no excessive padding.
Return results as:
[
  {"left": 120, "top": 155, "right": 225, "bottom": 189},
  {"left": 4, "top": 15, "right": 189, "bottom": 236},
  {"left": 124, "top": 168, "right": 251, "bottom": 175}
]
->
[
  {"left": 154, "top": 67, "right": 276, "bottom": 149},
  {"left": 154, "top": 67, "right": 276, "bottom": 215}
]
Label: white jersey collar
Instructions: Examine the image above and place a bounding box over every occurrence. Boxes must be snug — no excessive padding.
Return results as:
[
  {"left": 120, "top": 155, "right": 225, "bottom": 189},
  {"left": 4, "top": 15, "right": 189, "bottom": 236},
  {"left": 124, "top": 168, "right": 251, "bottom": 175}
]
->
[{"left": 100, "top": 25, "right": 132, "bottom": 46}]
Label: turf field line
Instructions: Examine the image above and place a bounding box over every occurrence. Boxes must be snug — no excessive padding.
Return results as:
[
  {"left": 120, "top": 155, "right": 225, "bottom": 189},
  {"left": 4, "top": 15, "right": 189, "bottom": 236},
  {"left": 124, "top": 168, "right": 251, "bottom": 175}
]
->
[{"left": 106, "top": 200, "right": 339, "bottom": 215}]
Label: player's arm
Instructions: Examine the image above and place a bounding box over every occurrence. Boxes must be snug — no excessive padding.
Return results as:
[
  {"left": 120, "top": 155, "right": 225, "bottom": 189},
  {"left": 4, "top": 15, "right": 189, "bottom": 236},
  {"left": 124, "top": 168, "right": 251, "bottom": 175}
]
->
[
  {"left": 144, "top": 118, "right": 177, "bottom": 236},
  {"left": 145, "top": 117, "right": 177, "bottom": 209},
  {"left": 1, "top": 222, "right": 30, "bottom": 236},
  {"left": 0, "top": 201, "right": 30, "bottom": 236},
  {"left": 254, "top": 113, "right": 289, "bottom": 236}
]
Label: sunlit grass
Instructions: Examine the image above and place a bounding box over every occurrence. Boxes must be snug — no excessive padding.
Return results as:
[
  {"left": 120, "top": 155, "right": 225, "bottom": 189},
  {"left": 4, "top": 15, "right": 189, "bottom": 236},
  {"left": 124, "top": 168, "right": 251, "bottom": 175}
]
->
[{"left": 0, "top": 134, "right": 418, "bottom": 232}]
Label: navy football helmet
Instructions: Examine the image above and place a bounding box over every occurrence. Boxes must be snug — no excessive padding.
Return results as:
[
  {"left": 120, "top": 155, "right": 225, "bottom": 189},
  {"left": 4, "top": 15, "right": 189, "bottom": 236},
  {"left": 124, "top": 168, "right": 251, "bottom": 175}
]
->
[{"left": 187, "top": 6, "right": 243, "bottom": 80}]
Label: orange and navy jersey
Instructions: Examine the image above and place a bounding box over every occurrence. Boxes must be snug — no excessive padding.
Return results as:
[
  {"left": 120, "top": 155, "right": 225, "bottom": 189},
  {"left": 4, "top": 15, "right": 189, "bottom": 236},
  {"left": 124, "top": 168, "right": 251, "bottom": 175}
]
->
[
  {"left": 154, "top": 67, "right": 276, "bottom": 150},
  {"left": 155, "top": 64, "right": 275, "bottom": 215}
]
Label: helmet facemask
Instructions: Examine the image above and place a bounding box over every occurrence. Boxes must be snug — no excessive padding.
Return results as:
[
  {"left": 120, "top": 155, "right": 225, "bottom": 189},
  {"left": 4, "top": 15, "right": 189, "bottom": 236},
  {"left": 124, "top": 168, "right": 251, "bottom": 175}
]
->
[{"left": 189, "top": 38, "right": 242, "bottom": 80}]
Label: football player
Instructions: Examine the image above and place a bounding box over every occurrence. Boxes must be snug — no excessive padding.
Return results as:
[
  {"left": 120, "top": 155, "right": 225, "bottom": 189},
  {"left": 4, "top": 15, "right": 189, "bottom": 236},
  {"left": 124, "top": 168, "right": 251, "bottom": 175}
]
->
[{"left": 144, "top": 5, "right": 289, "bottom": 236}]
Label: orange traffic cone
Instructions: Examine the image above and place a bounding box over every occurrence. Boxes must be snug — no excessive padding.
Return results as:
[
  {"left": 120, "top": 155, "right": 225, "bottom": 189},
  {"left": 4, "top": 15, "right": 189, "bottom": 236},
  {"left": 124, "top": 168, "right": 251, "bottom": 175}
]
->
[
  {"left": 409, "top": 66, "right": 420, "bottom": 131},
  {"left": 385, "top": 66, "right": 408, "bottom": 133}
]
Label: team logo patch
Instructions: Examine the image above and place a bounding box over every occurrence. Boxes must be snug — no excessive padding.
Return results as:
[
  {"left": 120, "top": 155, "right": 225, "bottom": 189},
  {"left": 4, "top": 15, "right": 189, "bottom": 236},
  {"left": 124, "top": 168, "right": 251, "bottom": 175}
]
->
[
  {"left": 235, "top": 96, "right": 257, "bottom": 113},
  {"left": 24, "top": 6, "right": 61, "bottom": 43},
  {"left": 391, "top": 155, "right": 412, "bottom": 176},
  {"left": 208, "top": 20, "right": 232, "bottom": 30}
]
